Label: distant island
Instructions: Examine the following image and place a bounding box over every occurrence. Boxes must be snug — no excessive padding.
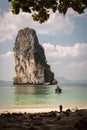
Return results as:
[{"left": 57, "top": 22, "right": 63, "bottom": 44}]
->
[
  {"left": 0, "top": 80, "right": 12, "bottom": 86},
  {"left": 13, "top": 27, "right": 57, "bottom": 85},
  {"left": 57, "top": 77, "right": 87, "bottom": 84}
]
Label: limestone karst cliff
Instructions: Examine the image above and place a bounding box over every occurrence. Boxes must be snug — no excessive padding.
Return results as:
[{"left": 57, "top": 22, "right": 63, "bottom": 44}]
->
[{"left": 13, "top": 27, "right": 57, "bottom": 85}]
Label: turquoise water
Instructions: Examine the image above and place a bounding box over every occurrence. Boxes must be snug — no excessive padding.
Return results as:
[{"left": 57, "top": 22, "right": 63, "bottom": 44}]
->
[{"left": 0, "top": 84, "right": 87, "bottom": 109}]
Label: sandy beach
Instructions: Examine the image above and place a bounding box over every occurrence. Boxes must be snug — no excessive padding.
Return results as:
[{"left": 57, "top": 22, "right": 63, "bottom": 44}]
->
[
  {"left": 0, "top": 107, "right": 68, "bottom": 114},
  {"left": 0, "top": 108, "right": 87, "bottom": 130},
  {"left": 0, "top": 108, "right": 58, "bottom": 114},
  {"left": 0, "top": 106, "right": 87, "bottom": 113}
]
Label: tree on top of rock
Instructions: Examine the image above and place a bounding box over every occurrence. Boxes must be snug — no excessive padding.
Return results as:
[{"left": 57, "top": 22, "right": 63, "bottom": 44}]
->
[{"left": 8, "top": 0, "right": 87, "bottom": 23}]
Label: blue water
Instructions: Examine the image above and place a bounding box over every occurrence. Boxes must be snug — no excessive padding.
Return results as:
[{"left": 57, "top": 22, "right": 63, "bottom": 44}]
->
[{"left": 0, "top": 84, "right": 87, "bottom": 109}]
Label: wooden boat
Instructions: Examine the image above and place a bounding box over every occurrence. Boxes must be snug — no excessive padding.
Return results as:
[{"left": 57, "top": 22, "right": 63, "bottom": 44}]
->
[{"left": 55, "top": 84, "right": 62, "bottom": 93}]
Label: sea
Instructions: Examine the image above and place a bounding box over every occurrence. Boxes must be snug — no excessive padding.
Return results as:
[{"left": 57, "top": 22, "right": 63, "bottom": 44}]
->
[{"left": 0, "top": 83, "right": 87, "bottom": 109}]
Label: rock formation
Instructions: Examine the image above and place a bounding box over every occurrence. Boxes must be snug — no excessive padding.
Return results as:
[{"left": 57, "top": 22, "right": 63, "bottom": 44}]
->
[{"left": 13, "top": 27, "right": 57, "bottom": 85}]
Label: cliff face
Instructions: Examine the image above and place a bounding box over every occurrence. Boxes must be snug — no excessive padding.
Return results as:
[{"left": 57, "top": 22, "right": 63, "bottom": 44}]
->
[{"left": 13, "top": 27, "right": 57, "bottom": 85}]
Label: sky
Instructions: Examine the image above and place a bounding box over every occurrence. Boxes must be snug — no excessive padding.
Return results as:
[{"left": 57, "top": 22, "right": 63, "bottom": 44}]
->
[{"left": 0, "top": 1, "right": 87, "bottom": 81}]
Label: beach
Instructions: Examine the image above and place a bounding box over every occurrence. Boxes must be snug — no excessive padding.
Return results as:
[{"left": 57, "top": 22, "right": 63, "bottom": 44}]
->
[
  {"left": 0, "top": 106, "right": 87, "bottom": 114},
  {"left": 0, "top": 108, "right": 87, "bottom": 130}
]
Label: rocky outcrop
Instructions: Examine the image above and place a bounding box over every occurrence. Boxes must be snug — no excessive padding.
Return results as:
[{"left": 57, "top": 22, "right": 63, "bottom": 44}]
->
[{"left": 13, "top": 27, "right": 57, "bottom": 85}]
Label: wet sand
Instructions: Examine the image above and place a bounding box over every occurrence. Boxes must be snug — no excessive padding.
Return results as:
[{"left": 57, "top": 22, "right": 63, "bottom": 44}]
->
[{"left": 0, "top": 109, "right": 87, "bottom": 130}]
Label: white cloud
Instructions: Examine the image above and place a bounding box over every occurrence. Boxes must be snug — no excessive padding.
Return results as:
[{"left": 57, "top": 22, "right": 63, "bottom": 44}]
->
[
  {"left": 0, "top": 51, "right": 14, "bottom": 59},
  {"left": 43, "top": 43, "right": 87, "bottom": 59},
  {"left": 36, "top": 12, "right": 75, "bottom": 35},
  {"left": 67, "top": 8, "right": 87, "bottom": 18},
  {"left": 0, "top": 51, "right": 15, "bottom": 81},
  {"left": 0, "top": 10, "right": 75, "bottom": 44},
  {"left": 42, "top": 43, "right": 87, "bottom": 80}
]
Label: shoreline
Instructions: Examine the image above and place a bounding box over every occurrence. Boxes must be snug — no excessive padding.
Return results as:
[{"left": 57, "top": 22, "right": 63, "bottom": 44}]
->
[{"left": 0, "top": 106, "right": 87, "bottom": 114}]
